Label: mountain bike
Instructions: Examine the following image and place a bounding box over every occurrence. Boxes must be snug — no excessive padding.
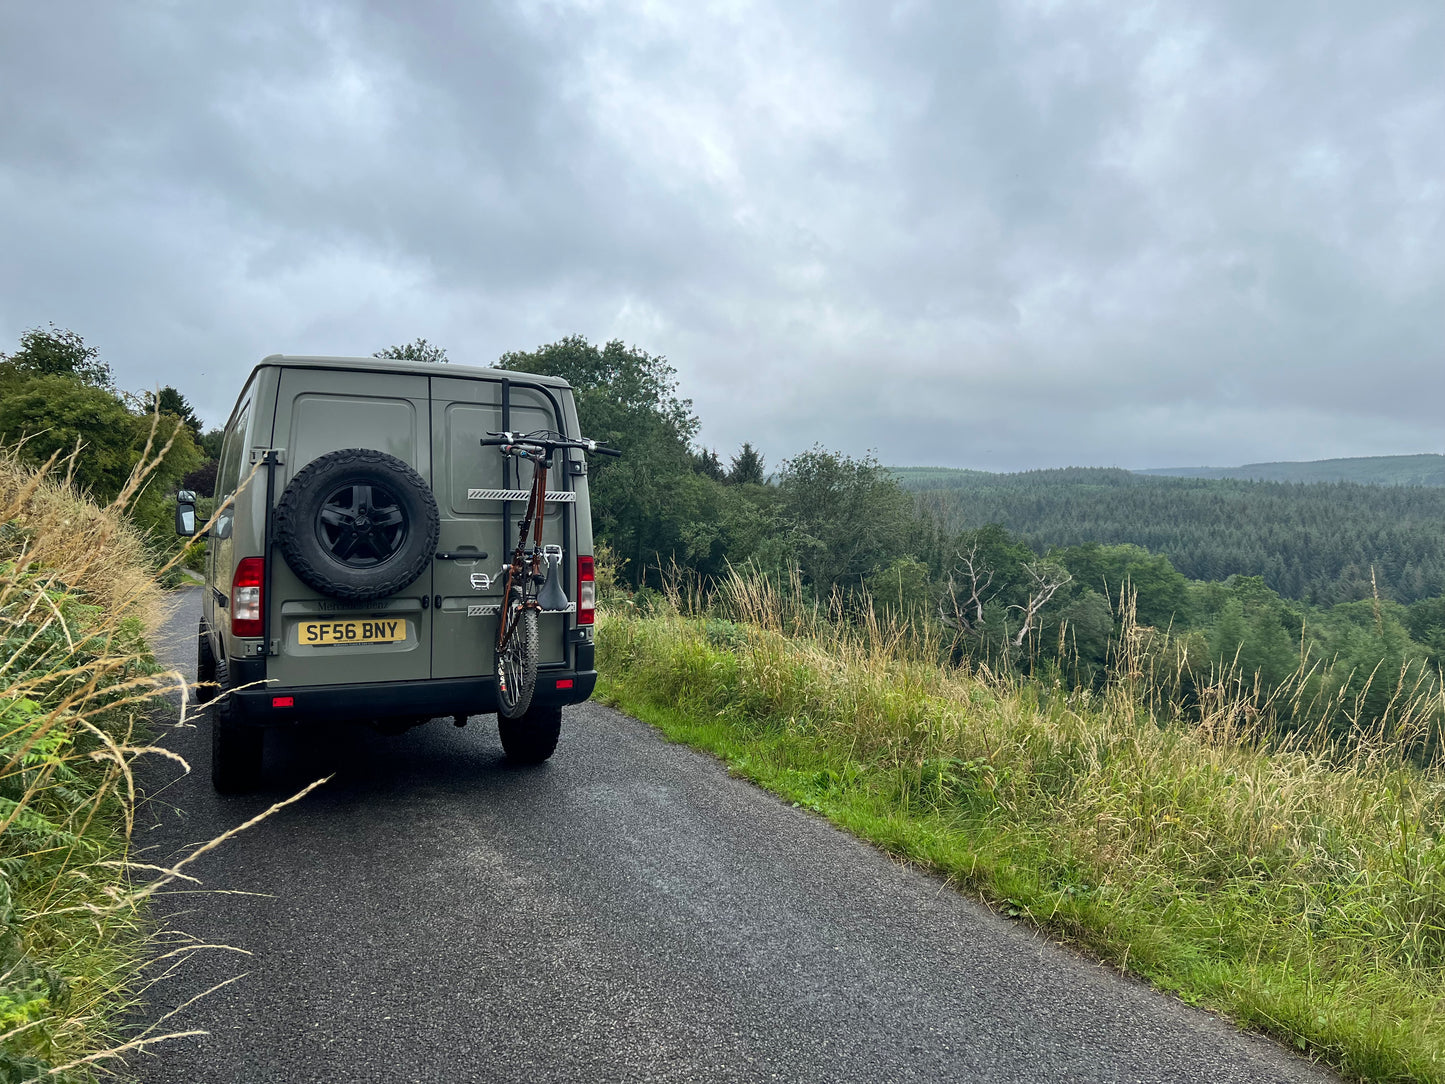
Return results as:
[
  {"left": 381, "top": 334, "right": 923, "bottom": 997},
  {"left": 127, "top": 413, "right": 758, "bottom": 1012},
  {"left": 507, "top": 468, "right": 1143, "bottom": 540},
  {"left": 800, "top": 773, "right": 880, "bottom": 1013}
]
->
[{"left": 479, "top": 429, "right": 619, "bottom": 718}]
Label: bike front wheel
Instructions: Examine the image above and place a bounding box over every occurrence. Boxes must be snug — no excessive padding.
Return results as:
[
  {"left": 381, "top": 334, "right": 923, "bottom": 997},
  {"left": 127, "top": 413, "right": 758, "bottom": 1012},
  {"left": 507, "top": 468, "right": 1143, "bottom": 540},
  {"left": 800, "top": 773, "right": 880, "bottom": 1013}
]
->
[{"left": 496, "top": 604, "right": 539, "bottom": 719}]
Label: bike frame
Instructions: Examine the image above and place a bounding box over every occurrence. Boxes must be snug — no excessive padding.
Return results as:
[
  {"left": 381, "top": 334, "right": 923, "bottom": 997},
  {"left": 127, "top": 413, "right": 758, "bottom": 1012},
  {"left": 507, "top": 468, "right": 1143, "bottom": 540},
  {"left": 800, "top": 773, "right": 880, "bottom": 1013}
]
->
[{"left": 496, "top": 441, "right": 553, "bottom": 652}]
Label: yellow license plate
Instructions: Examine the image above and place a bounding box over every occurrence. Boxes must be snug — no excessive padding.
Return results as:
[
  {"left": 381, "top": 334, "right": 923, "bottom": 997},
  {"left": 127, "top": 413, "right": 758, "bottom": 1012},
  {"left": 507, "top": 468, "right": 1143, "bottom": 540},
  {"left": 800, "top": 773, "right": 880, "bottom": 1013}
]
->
[{"left": 296, "top": 618, "right": 408, "bottom": 646}]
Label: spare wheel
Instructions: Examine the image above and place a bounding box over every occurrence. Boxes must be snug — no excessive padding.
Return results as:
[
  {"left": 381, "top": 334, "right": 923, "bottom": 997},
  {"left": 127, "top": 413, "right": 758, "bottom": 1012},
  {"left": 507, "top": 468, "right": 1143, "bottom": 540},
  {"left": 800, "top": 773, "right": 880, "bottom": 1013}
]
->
[{"left": 273, "top": 448, "right": 439, "bottom": 602}]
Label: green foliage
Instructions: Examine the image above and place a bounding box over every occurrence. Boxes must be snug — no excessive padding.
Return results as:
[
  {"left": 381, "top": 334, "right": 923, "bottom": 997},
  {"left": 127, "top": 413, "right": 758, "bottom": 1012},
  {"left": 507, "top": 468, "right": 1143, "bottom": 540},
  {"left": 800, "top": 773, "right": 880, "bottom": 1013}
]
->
[
  {"left": 598, "top": 606, "right": 1445, "bottom": 1082},
  {"left": 498, "top": 336, "right": 708, "bottom": 581},
  {"left": 374, "top": 337, "right": 449, "bottom": 363},
  {"left": 1137, "top": 454, "right": 1445, "bottom": 486},
  {"left": 499, "top": 335, "right": 698, "bottom": 447},
  {"left": 691, "top": 447, "right": 726, "bottom": 482},
  {"left": 142, "top": 386, "right": 203, "bottom": 438},
  {"left": 1057, "top": 543, "right": 1190, "bottom": 628},
  {"left": 727, "top": 442, "right": 766, "bottom": 486},
  {"left": 400, "top": 331, "right": 1445, "bottom": 746},
  {"left": 0, "top": 376, "right": 146, "bottom": 501},
  {"left": 1054, "top": 589, "right": 1113, "bottom": 676},
  {"left": 776, "top": 446, "right": 915, "bottom": 594},
  {"left": 1405, "top": 596, "right": 1445, "bottom": 669},
  {"left": 865, "top": 556, "right": 934, "bottom": 621},
  {"left": 0, "top": 325, "right": 203, "bottom": 567},
  {"left": 0, "top": 555, "right": 158, "bottom": 1077},
  {"left": 906, "top": 466, "right": 1445, "bottom": 605},
  {"left": 0, "top": 326, "right": 203, "bottom": 547},
  {"left": 0, "top": 325, "right": 113, "bottom": 390}
]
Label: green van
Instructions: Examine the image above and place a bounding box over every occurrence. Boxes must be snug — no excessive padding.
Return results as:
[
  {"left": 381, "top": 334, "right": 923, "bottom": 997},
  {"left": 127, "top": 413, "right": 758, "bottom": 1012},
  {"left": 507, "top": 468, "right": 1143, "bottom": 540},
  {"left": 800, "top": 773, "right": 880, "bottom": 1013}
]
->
[{"left": 178, "top": 355, "right": 599, "bottom": 793}]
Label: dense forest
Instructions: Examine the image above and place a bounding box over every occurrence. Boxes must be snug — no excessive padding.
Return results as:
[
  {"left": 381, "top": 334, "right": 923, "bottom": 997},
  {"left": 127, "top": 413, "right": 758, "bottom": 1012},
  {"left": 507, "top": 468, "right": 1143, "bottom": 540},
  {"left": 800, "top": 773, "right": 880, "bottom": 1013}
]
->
[
  {"left": 5, "top": 326, "right": 1444, "bottom": 751},
  {"left": 1137, "top": 453, "right": 1445, "bottom": 486},
  {"left": 898, "top": 466, "right": 1445, "bottom": 606}
]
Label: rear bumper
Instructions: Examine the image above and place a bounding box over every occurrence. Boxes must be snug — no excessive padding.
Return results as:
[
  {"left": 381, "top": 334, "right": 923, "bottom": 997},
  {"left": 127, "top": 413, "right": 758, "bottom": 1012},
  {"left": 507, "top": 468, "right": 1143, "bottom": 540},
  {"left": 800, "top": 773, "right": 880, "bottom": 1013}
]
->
[{"left": 228, "top": 669, "right": 598, "bottom": 725}]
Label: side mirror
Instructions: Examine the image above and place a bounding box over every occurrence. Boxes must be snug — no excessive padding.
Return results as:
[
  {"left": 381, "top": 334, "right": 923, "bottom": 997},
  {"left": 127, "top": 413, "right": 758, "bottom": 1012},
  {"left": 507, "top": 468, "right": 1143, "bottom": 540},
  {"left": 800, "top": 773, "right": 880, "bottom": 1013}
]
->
[{"left": 175, "top": 490, "right": 197, "bottom": 537}]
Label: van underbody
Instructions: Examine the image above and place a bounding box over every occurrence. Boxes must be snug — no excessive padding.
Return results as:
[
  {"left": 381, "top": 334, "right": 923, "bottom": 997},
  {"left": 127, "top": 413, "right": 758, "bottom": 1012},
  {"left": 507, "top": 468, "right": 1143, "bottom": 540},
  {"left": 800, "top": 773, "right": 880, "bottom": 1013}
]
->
[{"left": 217, "top": 647, "right": 598, "bottom": 725}]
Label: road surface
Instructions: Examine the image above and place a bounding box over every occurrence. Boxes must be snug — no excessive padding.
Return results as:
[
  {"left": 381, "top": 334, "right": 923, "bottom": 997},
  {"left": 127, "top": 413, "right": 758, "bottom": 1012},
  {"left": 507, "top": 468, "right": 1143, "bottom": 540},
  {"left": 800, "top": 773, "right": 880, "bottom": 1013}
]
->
[{"left": 130, "top": 587, "right": 1332, "bottom": 1083}]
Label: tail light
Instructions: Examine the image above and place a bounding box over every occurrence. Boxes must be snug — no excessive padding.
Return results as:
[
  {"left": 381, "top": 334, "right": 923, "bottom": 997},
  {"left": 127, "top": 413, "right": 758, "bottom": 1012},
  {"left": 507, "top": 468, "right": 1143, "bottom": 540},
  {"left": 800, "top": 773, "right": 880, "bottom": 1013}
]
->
[
  {"left": 232, "top": 557, "right": 264, "bottom": 638},
  {"left": 577, "top": 555, "right": 595, "bottom": 625}
]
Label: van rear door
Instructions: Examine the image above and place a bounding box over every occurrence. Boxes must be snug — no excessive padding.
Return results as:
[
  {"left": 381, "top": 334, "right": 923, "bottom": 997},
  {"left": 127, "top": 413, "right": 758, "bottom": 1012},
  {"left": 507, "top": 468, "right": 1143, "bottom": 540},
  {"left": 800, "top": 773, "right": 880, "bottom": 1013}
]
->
[
  {"left": 429, "top": 376, "right": 571, "bottom": 680},
  {"left": 265, "top": 368, "right": 433, "bottom": 689}
]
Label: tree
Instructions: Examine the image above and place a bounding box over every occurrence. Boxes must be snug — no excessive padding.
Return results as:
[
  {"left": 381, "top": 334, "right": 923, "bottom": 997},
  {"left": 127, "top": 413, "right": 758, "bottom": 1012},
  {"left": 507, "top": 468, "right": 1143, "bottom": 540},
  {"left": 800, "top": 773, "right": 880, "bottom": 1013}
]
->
[
  {"left": 1054, "top": 589, "right": 1115, "bottom": 677},
  {"left": 496, "top": 336, "right": 700, "bottom": 582},
  {"left": 143, "top": 386, "right": 204, "bottom": 438},
  {"left": 727, "top": 442, "right": 766, "bottom": 486},
  {"left": 1009, "top": 561, "right": 1073, "bottom": 647},
  {"left": 776, "top": 446, "right": 915, "bottom": 594},
  {"left": 866, "top": 556, "right": 934, "bottom": 621},
  {"left": 375, "top": 338, "right": 449, "bottom": 364},
  {"left": 692, "top": 447, "right": 726, "bottom": 481},
  {"left": 498, "top": 336, "right": 698, "bottom": 447},
  {"left": 0, "top": 375, "right": 200, "bottom": 503},
  {"left": 0, "top": 325, "right": 113, "bottom": 389},
  {"left": 183, "top": 459, "right": 219, "bottom": 497},
  {"left": 1057, "top": 543, "right": 1190, "bottom": 629}
]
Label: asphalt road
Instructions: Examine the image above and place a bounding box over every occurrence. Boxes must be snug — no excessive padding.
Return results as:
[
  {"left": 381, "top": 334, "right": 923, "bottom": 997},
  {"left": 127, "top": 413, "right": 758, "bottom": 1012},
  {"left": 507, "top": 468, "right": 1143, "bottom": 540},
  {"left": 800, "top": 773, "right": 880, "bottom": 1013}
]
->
[{"left": 129, "top": 587, "right": 1334, "bottom": 1084}]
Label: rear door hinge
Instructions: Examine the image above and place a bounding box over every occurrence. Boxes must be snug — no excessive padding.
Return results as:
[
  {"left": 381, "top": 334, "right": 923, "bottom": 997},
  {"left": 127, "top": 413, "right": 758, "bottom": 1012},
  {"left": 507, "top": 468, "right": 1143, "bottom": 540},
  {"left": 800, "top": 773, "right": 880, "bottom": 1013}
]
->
[{"left": 251, "top": 448, "right": 285, "bottom": 465}]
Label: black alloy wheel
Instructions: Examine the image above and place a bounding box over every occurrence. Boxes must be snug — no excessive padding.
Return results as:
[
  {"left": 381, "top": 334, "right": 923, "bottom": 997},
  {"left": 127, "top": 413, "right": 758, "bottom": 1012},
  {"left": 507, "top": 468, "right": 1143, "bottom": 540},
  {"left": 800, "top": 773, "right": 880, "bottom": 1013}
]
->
[{"left": 315, "top": 483, "right": 408, "bottom": 567}]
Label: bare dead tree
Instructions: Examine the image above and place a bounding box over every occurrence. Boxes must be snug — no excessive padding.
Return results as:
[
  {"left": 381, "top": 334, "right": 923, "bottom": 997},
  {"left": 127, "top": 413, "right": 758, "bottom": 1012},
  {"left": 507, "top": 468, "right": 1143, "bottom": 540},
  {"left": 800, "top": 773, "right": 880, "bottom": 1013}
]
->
[
  {"left": 938, "top": 542, "right": 994, "bottom": 635},
  {"left": 1009, "top": 561, "right": 1072, "bottom": 647}
]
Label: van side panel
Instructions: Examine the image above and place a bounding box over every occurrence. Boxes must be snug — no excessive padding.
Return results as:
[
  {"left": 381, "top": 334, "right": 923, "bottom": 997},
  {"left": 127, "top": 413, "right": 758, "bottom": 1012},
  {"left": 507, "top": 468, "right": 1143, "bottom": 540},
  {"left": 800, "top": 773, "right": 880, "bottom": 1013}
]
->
[{"left": 206, "top": 380, "right": 256, "bottom": 660}]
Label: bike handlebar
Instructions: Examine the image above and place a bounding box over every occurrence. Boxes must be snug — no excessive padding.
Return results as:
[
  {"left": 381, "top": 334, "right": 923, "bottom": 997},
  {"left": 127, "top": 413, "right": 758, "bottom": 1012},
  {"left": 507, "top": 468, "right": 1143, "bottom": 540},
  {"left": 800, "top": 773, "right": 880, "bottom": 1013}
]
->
[{"left": 481, "top": 430, "right": 622, "bottom": 457}]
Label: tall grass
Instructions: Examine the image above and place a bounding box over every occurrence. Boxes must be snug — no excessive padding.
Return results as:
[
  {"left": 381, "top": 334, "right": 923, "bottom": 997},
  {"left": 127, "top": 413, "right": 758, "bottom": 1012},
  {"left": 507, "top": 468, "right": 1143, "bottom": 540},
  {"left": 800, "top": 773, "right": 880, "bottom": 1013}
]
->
[
  {"left": 599, "top": 568, "right": 1445, "bottom": 1083},
  {"left": 0, "top": 440, "right": 309, "bottom": 1081},
  {"left": 0, "top": 440, "right": 199, "bottom": 1078}
]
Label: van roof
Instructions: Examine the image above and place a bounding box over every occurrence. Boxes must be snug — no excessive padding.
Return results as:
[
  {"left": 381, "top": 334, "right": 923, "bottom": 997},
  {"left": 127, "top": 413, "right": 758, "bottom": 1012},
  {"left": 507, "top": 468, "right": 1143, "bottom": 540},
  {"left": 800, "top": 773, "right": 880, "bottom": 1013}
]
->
[{"left": 256, "top": 354, "right": 573, "bottom": 388}]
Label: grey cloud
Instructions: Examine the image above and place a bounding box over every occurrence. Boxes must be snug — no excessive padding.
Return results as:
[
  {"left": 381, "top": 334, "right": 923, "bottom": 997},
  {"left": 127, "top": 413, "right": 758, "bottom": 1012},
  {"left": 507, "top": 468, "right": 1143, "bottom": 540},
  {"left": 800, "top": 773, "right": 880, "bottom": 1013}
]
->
[{"left": 1, "top": 0, "right": 1440, "bottom": 470}]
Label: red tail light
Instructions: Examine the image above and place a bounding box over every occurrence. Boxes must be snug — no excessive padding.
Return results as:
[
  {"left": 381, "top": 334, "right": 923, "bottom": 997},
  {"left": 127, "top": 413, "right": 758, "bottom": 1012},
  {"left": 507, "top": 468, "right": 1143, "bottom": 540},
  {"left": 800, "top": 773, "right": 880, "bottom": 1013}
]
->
[
  {"left": 232, "top": 557, "right": 264, "bottom": 638},
  {"left": 577, "top": 555, "right": 595, "bottom": 625}
]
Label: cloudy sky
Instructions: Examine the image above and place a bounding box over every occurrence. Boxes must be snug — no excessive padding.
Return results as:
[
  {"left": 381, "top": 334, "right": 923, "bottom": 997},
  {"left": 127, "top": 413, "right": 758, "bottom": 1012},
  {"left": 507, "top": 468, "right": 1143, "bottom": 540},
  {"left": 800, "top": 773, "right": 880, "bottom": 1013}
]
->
[{"left": 1, "top": 1, "right": 1440, "bottom": 471}]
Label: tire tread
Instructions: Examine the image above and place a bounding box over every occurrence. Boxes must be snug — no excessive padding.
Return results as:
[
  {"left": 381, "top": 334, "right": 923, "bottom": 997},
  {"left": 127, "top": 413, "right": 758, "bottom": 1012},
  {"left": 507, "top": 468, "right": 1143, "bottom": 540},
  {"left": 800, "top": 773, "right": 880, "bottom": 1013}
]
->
[{"left": 273, "top": 448, "right": 439, "bottom": 602}]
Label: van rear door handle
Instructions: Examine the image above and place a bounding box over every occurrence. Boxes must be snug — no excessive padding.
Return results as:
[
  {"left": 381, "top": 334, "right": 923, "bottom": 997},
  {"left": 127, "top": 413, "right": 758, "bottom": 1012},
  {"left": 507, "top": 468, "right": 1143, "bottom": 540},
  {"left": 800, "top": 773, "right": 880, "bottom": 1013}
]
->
[{"left": 436, "top": 551, "right": 488, "bottom": 560}]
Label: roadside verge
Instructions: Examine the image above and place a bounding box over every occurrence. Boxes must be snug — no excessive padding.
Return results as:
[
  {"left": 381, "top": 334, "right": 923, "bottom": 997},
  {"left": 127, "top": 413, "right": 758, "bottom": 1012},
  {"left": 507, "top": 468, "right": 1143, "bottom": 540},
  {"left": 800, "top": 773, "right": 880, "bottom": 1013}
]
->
[{"left": 596, "top": 607, "right": 1443, "bottom": 1084}]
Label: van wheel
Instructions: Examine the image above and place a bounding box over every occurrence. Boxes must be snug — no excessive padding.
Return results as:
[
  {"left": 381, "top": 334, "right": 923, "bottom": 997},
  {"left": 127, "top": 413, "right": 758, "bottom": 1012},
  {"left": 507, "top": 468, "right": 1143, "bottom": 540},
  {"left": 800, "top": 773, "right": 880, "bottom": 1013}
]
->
[
  {"left": 498, "top": 704, "right": 562, "bottom": 764},
  {"left": 211, "top": 656, "right": 263, "bottom": 794},
  {"left": 273, "top": 449, "right": 440, "bottom": 602},
  {"left": 196, "top": 619, "right": 218, "bottom": 704}
]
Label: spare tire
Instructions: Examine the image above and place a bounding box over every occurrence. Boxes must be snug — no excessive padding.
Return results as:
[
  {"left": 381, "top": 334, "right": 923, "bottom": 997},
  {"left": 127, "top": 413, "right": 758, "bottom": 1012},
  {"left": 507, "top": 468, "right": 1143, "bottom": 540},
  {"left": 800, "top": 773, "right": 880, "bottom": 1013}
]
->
[{"left": 273, "top": 448, "right": 439, "bottom": 602}]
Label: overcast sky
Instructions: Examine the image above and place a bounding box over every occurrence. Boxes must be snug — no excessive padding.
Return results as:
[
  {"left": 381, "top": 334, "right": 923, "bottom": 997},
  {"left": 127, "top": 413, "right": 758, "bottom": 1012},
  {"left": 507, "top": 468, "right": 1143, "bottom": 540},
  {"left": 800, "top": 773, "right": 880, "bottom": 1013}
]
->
[{"left": 1, "top": 1, "right": 1440, "bottom": 471}]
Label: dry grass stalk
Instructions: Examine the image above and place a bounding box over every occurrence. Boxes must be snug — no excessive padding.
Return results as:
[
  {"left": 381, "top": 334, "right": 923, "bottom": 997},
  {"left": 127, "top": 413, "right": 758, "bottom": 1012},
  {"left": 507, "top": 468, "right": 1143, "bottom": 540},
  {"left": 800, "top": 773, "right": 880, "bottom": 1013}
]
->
[{"left": 1, "top": 442, "right": 322, "bottom": 1079}]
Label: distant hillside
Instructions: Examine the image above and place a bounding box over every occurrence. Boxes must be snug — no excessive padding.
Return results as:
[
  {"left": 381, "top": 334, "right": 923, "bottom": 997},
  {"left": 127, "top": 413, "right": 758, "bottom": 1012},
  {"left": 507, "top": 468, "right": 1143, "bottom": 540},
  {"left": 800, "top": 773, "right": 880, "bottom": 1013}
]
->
[
  {"left": 1135, "top": 454, "right": 1445, "bottom": 486},
  {"left": 893, "top": 465, "right": 1445, "bottom": 605}
]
